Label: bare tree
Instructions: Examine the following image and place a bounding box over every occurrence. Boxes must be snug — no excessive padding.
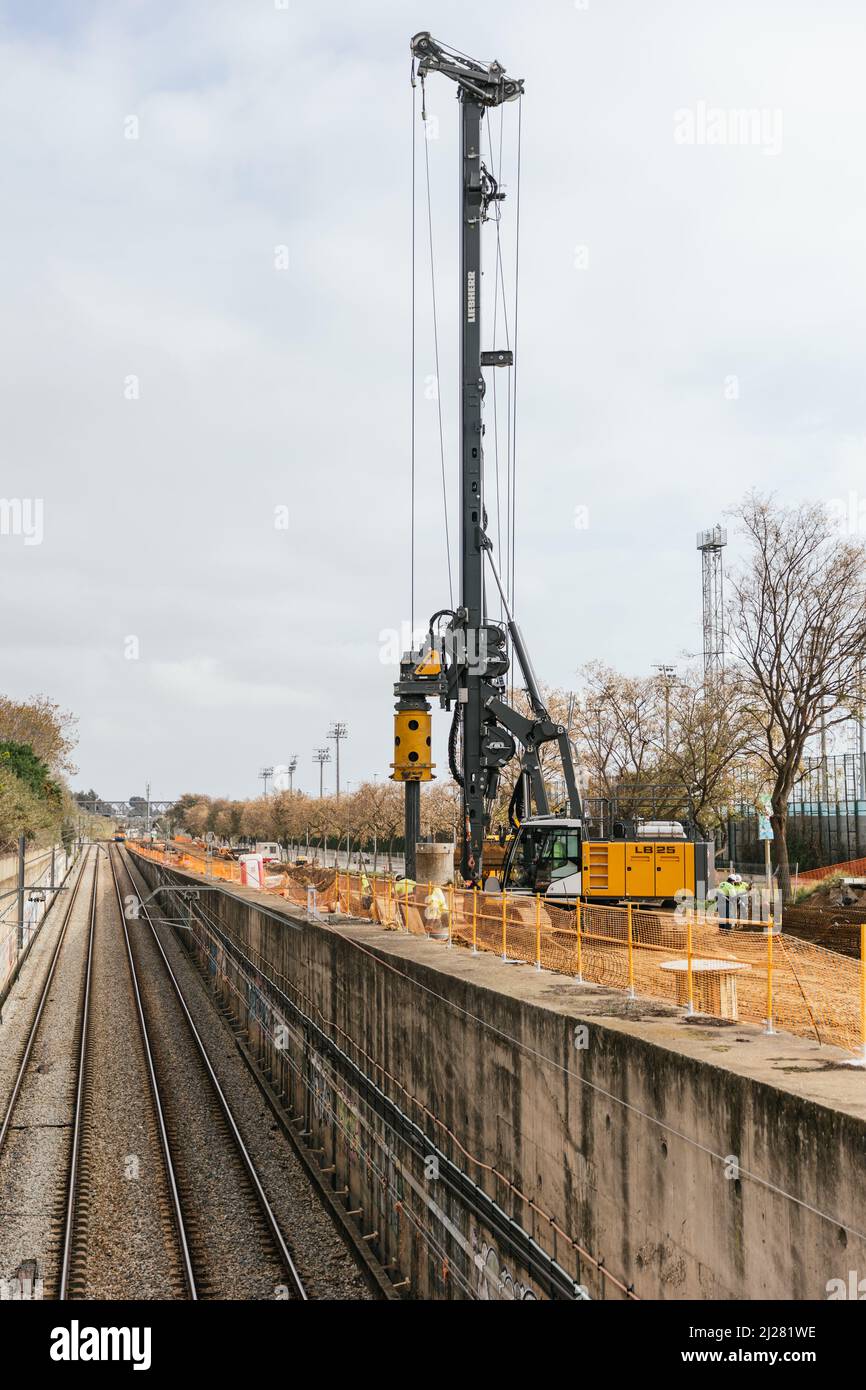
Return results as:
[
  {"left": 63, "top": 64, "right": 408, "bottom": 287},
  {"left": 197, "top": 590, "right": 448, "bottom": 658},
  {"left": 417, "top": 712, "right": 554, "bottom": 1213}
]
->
[
  {"left": 728, "top": 493, "right": 866, "bottom": 897},
  {"left": 656, "top": 666, "right": 755, "bottom": 837},
  {"left": 568, "top": 664, "right": 664, "bottom": 825}
]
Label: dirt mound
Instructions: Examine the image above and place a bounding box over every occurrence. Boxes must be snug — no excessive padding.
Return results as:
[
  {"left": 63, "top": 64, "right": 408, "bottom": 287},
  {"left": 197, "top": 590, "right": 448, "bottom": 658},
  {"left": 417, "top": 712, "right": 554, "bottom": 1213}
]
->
[{"left": 797, "top": 874, "right": 866, "bottom": 909}]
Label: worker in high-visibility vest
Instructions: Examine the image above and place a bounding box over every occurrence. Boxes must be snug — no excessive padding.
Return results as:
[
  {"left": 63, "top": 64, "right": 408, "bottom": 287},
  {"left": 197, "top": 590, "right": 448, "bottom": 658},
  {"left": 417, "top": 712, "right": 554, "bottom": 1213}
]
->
[
  {"left": 424, "top": 883, "right": 449, "bottom": 940},
  {"left": 394, "top": 875, "right": 417, "bottom": 929},
  {"left": 734, "top": 876, "right": 752, "bottom": 924},
  {"left": 717, "top": 873, "right": 739, "bottom": 930},
  {"left": 359, "top": 865, "right": 373, "bottom": 913}
]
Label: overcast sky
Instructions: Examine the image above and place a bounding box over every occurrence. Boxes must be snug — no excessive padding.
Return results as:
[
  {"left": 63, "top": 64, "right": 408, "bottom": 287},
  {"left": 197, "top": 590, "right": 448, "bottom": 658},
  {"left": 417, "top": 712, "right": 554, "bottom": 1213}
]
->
[{"left": 2, "top": 0, "right": 865, "bottom": 800}]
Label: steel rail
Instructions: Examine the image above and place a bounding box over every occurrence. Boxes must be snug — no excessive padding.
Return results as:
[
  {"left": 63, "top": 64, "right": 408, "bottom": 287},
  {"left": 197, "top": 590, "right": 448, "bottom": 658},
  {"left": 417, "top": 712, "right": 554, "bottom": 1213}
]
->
[
  {"left": 107, "top": 844, "right": 198, "bottom": 1299},
  {"left": 118, "top": 846, "right": 308, "bottom": 1300},
  {"left": 58, "top": 851, "right": 100, "bottom": 1299}
]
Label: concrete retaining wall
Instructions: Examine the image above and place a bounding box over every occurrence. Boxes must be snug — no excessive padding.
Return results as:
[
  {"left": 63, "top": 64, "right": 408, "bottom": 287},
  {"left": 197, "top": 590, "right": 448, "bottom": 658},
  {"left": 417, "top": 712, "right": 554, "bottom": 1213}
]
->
[{"left": 132, "top": 852, "right": 866, "bottom": 1302}]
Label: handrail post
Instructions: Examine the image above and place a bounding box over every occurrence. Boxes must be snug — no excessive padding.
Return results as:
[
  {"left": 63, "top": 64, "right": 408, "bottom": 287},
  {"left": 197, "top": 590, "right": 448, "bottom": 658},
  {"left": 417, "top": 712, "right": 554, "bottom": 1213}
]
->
[
  {"left": 627, "top": 902, "right": 635, "bottom": 998},
  {"left": 535, "top": 894, "right": 542, "bottom": 970},
  {"left": 764, "top": 915, "right": 776, "bottom": 1035},
  {"left": 472, "top": 887, "right": 478, "bottom": 954}
]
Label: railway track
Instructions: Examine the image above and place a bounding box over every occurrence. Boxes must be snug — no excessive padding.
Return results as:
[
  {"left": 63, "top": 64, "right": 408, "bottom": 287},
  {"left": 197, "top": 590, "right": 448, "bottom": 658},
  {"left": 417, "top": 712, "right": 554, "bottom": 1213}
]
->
[
  {"left": 57, "top": 844, "right": 193, "bottom": 1299},
  {"left": 109, "top": 844, "right": 308, "bottom": 1300},
  {"left": 0, "top": 848, "right": 98, "bottom": 1297},
  {"left": 0, "top": 838, "right": 375, "bottom": 1301}
]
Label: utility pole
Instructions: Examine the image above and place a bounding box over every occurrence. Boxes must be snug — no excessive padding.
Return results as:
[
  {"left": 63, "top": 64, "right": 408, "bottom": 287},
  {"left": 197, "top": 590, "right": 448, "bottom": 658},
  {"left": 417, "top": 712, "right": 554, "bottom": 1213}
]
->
[
  {"left": 259, "top": 766, "right": 273, "bottom": 798},
  {"left": 653, "top": 664, "right": 677, "bottom": 754},
  {"left": 287, "top": 754, "right": 298, "bottom": 794},
  {"left": 313, "top": 748, "right": 330, "bottom": 799},
  {"left": 328, "top": 722, "right": 348, "bottom": 798}
]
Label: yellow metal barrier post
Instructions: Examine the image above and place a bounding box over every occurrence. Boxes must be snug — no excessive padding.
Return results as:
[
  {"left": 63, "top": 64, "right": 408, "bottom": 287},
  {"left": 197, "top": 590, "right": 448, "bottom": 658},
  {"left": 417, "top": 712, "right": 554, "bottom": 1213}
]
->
[
  {"left": 535, "top": 895, "right": 541, "bottom": 970},
  {"left": 860, "top": 922, "right": 866, "bottom": 1063},
  {"left": 686, "top": 915, "right": 694, "bottom": 1015},
  {"left": 764, "top": 916, "right": 776, "bottom": 1035},
  {"left": 627, "top": 903, "right": 635, "bottom": 998},
  {"left": 575, "top": 898, "right": 583, "bottom": 982},
  {"left": 472, "top": 887, "right": 478, "bottom": 954},
  {"left": 448, "top": 883, "right": 454, "bottom": 949},
  {"left": 501, "top": 890, "right": 508, "bottom": 960}
]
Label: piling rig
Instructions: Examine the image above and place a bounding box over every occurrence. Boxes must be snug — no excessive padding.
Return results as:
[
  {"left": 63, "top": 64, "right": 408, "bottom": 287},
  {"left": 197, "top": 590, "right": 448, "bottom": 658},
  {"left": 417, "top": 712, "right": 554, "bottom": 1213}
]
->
[
  {"left": 391, "top": 32, "right": 580, "bottom": 887},
  {"left": 391, "top": 32, "right": 713, "bottom": 905}
]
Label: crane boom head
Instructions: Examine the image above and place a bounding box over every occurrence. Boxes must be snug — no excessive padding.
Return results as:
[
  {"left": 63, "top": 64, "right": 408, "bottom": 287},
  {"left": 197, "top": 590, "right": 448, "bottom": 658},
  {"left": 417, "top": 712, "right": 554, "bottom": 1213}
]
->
[{"left": 410, "top": 31, "right": 524, "bottom": 105}]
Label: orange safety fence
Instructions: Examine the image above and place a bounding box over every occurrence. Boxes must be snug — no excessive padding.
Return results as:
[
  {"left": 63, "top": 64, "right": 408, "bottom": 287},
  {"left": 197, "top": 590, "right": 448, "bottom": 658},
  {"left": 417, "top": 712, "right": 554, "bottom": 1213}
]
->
[
  {"left": 129, "top": 845, "right": 866, "bottom": 1060},
  {"left": 799, "top": 856, "right": 866, "bottom": 883}
]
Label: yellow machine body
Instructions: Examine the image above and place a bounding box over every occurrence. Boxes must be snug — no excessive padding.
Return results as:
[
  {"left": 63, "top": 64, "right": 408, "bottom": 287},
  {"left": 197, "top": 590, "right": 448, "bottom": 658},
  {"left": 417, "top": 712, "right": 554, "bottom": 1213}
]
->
[
  {"left": 390, "top": 708, "right": 435, "bottom": 782},
  {"left": 582, "top": 840, "right": 696, "bottom": 899}
]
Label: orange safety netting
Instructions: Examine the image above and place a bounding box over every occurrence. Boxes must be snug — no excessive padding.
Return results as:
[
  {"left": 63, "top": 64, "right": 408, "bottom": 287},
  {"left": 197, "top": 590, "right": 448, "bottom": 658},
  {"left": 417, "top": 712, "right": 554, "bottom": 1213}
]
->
[
  {"left": 129, "top": 845, "right": 866, "bottom": 1057},
  {"left": 799, "top": 856, "right": 866, "bottom": 883}
]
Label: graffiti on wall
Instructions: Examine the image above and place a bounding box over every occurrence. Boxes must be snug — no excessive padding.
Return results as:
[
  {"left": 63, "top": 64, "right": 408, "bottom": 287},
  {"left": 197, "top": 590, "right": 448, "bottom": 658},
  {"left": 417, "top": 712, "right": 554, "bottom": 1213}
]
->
[{"left": 470, "top": 1224, "right": 538, "bottom": 1300}]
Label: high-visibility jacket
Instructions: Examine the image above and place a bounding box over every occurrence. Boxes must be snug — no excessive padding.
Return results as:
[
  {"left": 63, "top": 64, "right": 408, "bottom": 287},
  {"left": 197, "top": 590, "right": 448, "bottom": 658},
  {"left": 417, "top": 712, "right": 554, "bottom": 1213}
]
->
[
  {"left": 395, "top": 879, "right": 416, "bottom": 898},
  {"left": 425, "top": 885, "right": 448, "bottom": 920},
  {"left": 718, "top": 880, "right": 736, "bottom": 898},
  {"left": 360, "top": 872, "right": 371, "bottom": 894}
]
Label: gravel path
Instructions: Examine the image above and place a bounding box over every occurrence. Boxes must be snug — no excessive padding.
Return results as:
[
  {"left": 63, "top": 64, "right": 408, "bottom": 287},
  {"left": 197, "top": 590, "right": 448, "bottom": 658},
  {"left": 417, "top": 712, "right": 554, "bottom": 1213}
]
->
[{"left": 120, "top": 848, "right": 376, "bottom": 1301}]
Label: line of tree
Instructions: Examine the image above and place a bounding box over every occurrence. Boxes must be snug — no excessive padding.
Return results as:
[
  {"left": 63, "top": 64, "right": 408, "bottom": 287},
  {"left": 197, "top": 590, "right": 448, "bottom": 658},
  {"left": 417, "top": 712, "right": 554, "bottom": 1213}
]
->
[
  {"left": 0, "top": 694, "right": 96, "bottom": 852},
  {"left": 161, "top": 782, "right": 460, "bottom": 873}
]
